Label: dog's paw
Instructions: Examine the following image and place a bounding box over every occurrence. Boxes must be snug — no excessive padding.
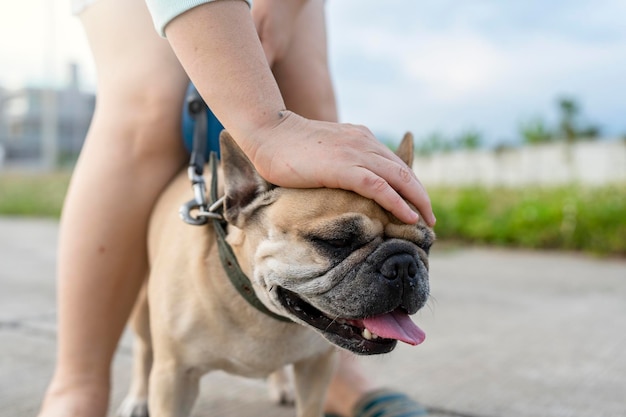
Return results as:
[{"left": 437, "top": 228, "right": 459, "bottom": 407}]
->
[
  {"left": 267, "top": 366, "right": 295, "bottom": 406},
  {"left": 116, "top": 396, "right": 149, "bottom": 417}
]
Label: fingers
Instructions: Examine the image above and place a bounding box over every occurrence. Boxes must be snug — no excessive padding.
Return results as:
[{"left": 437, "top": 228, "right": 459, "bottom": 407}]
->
[
  {"left": 334, "top": 126, "right": 436, "bottom": 226},
  {"left": 337, "top": 167, "right": 419, "bottom": 224},
  {"left": 375, "top": 153, "right": 436, "bottom": 226},
  {"left": 336, "top": 160, "right": 435, "bottom": 226},
  {"left": 386, "top": 170, "right": 436, "bottom": 227}
]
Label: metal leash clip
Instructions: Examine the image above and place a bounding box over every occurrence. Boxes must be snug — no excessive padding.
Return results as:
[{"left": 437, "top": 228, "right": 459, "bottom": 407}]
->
[
  {"left": 180, "top": 166, "right": 210, "bottom": 225},
  {"left": 179, "top": 195, "right": 225, "bottom": 225},
  {"left": 180, "top": 85, "right": 211, "bottom": 226}
]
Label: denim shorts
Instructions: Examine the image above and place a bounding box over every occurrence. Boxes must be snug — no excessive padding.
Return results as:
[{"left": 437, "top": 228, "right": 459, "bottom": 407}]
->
[{"left": 182, "top": 83, "right": 223, "bottom": 160}]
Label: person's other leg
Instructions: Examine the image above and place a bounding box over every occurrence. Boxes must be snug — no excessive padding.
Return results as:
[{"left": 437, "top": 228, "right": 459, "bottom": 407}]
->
[
  {"left": 271, "top": 1, "right": 378, "bottom": 416},
  {"left": 271, "top": 0, "right": 338, "bottom": 123},
  {"left": 38, "top": 0, "right": 188, "bottom": 415}
]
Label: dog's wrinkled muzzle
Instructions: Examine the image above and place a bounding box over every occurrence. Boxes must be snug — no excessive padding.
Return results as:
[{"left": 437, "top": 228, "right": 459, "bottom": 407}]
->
[
  {"left": 275, "top": 239, "right": 430, "bottom": 355},
  {"left": 296, "top": 239, "right": 430, "bottom": 321}
]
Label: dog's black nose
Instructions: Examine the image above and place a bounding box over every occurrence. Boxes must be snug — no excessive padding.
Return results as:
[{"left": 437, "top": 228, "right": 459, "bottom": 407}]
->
[
  {"left": 379, "top": 254, "right": 418, "bottom": 281},
  {"left": 380, "top": 254, "right": 424, "bottom": 314}
]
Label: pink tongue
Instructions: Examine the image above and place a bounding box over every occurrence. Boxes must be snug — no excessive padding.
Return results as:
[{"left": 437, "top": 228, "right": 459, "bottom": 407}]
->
[{"left": 362, "top": 310, "right": 426, "bottom": 346}]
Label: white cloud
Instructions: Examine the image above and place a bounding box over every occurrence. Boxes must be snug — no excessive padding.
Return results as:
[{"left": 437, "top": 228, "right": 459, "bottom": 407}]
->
[
  {"left": 327, "top": 0, "right": 626, "bottom": 143},
  {"left": 403, "top": 31, "right": 505, "bottom": 101}
]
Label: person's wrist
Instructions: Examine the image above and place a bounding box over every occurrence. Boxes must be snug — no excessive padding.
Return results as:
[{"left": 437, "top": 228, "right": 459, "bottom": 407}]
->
[
  {"left": 237, "top": 109, "right": 302, "bottom": 182},
  {"left": 241, "top": 108, "right": 292, "bottom": 162}
]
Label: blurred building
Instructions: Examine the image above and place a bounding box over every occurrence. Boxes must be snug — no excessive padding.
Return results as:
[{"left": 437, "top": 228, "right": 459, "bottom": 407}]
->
[{"left": 0, "top": 63, "right": 94, "bottom": 164}]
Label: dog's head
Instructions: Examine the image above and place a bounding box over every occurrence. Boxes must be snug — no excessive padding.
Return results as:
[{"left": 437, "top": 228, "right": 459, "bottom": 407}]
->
[{"left": 220, "top": 132, "right": 434, "bottom": 355}]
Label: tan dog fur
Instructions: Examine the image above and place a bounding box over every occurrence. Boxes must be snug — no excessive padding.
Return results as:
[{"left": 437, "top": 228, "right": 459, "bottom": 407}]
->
[{"left": 117, "top": 133, "right": 432, "bottom": 417}]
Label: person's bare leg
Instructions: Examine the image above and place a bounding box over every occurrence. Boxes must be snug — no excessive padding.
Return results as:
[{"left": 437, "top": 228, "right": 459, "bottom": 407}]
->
[
  {"left": 271, "top": 1, "right": 378, "bottom": 416},
  {"left": 271, "top": 0, "right": 338, "bottom": 123},
  {"left": 38, "top": 0, "right": 188, "bottom": 415}
]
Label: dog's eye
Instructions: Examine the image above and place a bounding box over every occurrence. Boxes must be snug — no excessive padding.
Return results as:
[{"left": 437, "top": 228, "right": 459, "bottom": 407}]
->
[
  {"left": 309, "top": 236, "right": 354, "bottom": 252},
  {"left": 325, "top": 238, "right": 351, "bottom": 249}
]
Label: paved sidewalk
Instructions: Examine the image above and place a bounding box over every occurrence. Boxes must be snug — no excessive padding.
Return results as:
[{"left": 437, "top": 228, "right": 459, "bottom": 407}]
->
[{"left": 1, "top": 217, "right": 625, "bottom": 417}]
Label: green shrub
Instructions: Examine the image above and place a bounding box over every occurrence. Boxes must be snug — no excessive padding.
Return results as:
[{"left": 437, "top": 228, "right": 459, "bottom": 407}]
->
[{"left": 429, "top": 184, "right": 626, "bottom": 256}]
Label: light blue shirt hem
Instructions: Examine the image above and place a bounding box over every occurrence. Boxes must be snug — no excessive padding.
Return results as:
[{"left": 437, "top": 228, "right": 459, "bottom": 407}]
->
[{"left": 146, "top": 0, "right": 252, "bottom": 37}]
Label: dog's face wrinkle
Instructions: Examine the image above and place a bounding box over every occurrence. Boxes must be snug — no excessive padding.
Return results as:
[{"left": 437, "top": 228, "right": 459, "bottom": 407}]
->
[
  {"left": 251, "top": 222, "right": 431, "bottom": 312},
  {"left": 299, "top": 215, "right": 383, "bottom": 266},
  {"left": 384, "top": 222, "right": 435, "bottom": 255},
  {"left": 300, "top": 237, "right": 431, "bottom": 320},
  {"left": 304, "top": 216, "right": 370, "bottom": 245},
  {"left": 304, "top": 234, "right": 377, "bottom": 271},
  {"left": 415, "top": 225, "right": 435, "bottom": 254},
  {"left": 262, "top": 239, "right": 379, "bottom": 300}
]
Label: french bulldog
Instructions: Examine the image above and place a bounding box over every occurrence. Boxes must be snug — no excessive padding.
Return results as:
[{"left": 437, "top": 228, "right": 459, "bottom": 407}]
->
[{"left": 117, "top": 132, "right": 434, "bottom": 417}]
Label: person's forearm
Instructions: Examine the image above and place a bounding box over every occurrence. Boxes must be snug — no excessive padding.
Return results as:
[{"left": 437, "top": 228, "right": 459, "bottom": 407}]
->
[{"left": 165, "top": 0, "right": 286, "bottom": 158}]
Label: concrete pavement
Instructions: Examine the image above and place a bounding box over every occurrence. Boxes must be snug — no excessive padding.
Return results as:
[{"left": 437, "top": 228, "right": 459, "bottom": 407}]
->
[{"left": 1, "top": 217, "right": 625, "bottom": 417}]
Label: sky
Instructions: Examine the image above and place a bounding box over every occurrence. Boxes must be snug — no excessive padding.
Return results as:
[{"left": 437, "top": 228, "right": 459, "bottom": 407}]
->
[{"left": 1, "top": 0, "right": 625, "bottom": 146}]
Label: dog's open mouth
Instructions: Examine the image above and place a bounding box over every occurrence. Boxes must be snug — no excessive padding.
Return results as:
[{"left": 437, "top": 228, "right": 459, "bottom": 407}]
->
[{"left": 276, "top": 287, "right": 425, "bottom": 355}]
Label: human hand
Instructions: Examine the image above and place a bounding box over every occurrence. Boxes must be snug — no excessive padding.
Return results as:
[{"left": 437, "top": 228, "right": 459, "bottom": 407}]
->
[
  {"left": 245, "top": 111, "right": 436, "bottom": 226},
  {"left": 252, "top": 0, "right": 307, "bottom": 66},
  {"left": 166, "top": 1, "right": 434, "bottom": 225}
]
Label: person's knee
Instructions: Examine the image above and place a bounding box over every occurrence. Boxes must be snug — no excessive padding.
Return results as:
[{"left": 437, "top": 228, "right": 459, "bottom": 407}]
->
[
  {"left": 131, "top": 87, "right": 185, "bottom": 152},
  {"left": 92, "top": 82, "right": 188, "bottom": 164}
]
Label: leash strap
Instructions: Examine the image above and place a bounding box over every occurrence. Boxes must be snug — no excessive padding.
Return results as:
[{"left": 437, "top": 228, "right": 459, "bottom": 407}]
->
[
  {"left": 179, "top": 88, "right": 210, "bottom": 226},
  {"left": 188, "top": 88, "right": 208, "bottom": 177},
  {"left": 207, "top": 153, "right": 292, "bottom": 323}
]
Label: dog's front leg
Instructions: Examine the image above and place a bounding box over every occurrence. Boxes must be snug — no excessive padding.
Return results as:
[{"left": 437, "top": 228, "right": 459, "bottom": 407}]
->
[
  {"left": 268, "top": 365, "right": 295, "bottom": 405},
  {"left": 148, "top": 360, "right": 201, "bottom": 417},
  {"left": 117, "top": 284, "right": 152, "bottom": 417},
  {"left": 293, "top": 348, "right": 338, "bottom": 417}
]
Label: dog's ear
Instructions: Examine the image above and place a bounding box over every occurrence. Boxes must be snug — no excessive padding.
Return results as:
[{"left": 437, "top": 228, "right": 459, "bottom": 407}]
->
[
  {"left": 219, "top": 131, "right": 273, "bottom": 227},
  {"left": 395, "top": 132, "right": 414, "bottom": 167}
]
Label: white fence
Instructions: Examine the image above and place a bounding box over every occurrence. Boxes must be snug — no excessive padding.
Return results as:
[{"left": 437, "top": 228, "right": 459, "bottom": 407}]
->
[{"left": 413, "top": 140, "right": 626, "bottom": 187}]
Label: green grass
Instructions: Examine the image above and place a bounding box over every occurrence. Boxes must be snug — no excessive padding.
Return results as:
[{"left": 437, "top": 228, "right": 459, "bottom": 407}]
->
[
  {"left": 0, "top": 172, "right": 71, "bottom": 218},
  {"left": 1, "top": 172, "right": 624, "bottom": 256},
  {"left": 429, "top": 184, "right": 626, "bottom": 256}
]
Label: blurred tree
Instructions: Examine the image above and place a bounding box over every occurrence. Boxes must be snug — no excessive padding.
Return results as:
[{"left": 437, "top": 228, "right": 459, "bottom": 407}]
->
[
  {"left": 556, "top": 96, "right": 601, "bottom": 142},
  {"left": 519, "top": 117, "right": 554, "bottom": 145},
  {"left": 454, "top": 129, "right": 483, "bottom": 150},
  {"left": 415, "top": 132, "right": 451, "bottom": 155},
  {"left": 417, "top": 129, "right": 484, "bottom": 155},
  {"left": 558, "top": 97, "right": 579, "bottom": 142},
  {"left": 519, "top": 96, "right": 602, "bottom": 146}
]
